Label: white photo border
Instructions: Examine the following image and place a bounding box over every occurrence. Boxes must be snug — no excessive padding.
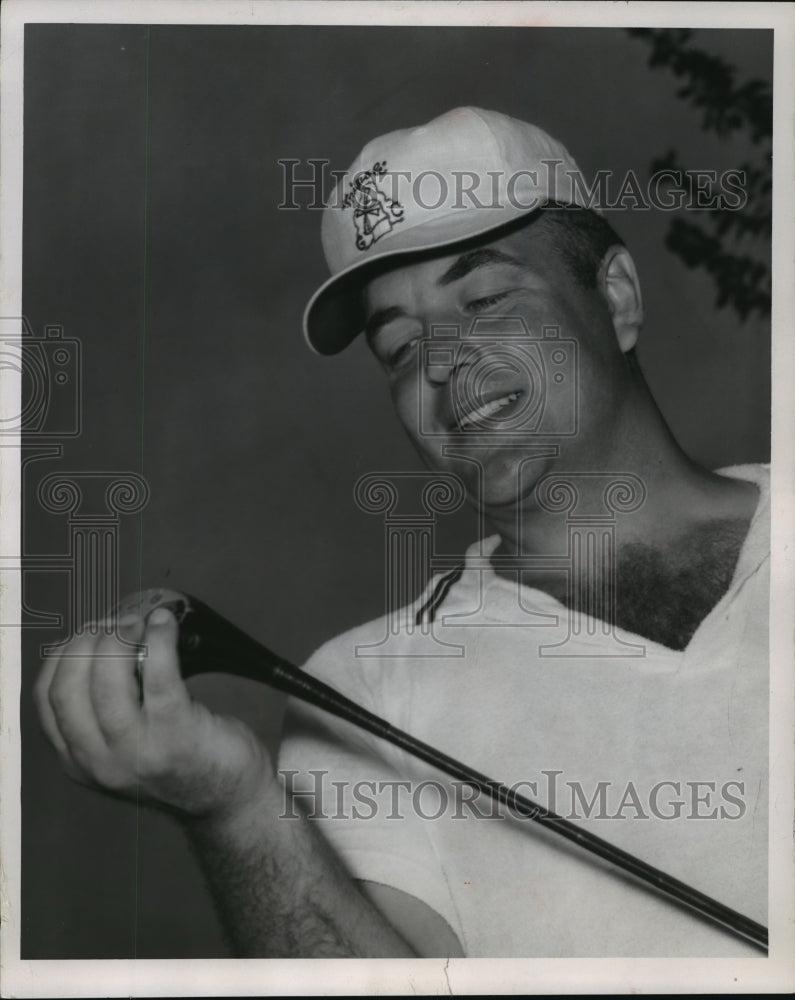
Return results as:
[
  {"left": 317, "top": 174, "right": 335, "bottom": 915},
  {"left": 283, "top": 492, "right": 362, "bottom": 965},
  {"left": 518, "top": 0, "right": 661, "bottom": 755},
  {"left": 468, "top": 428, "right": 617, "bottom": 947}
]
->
[{"left": 1, "top": 1, "right": 792, "bottom": 995}]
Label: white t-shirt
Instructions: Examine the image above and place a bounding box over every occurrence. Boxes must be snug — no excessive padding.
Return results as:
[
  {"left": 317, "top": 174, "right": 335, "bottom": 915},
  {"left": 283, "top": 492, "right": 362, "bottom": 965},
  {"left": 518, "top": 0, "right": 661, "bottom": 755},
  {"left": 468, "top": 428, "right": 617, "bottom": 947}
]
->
[{"left": 279, "top": 465, "right": 769, "bottom": 956}]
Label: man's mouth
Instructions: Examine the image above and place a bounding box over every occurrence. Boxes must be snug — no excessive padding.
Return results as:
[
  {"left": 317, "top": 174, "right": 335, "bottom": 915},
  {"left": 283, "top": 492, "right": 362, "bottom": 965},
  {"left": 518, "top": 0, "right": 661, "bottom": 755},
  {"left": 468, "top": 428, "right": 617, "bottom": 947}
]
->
[{"left": 455, "top": 390, "right": 523, "bottom": 430}]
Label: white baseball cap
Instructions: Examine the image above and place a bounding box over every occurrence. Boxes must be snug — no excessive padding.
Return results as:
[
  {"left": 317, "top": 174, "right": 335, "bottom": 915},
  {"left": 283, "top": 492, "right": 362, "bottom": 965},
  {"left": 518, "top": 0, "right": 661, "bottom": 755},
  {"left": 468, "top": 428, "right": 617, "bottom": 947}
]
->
[{"left": 303, "top": 106, "right": 591, "bottom": 355}]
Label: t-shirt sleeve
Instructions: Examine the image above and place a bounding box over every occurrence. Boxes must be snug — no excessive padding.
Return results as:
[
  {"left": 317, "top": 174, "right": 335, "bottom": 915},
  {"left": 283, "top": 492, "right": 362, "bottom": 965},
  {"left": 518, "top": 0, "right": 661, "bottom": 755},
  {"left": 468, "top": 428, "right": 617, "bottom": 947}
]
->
[{"left": 277, "top": 633, "right": 463, "bottom": 940}]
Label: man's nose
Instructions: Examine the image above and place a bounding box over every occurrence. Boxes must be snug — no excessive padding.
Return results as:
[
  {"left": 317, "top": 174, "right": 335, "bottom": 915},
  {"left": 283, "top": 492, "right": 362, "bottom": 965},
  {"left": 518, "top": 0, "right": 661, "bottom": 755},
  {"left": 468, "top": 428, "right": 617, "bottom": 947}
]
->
[{"left": 422, "top": 332, "right": 478, "bottom": 386}]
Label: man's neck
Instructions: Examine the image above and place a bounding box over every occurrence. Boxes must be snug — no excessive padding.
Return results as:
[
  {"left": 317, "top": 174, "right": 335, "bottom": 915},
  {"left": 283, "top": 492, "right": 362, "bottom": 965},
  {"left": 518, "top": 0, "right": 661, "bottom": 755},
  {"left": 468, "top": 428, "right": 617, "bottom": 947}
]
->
[
  {"left": 487, "top": 382, "right": 759, "bottom": 558},
  {"left": 484, "top": 396, "right": 760, "bottom": 649}
]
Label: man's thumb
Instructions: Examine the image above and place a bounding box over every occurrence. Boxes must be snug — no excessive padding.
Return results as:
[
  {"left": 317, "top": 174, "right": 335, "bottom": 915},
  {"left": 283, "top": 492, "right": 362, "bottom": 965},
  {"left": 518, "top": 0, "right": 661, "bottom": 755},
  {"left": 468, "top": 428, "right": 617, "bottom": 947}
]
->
[{"left": 141, "top": 607, "right": 189, "bottom": 710}]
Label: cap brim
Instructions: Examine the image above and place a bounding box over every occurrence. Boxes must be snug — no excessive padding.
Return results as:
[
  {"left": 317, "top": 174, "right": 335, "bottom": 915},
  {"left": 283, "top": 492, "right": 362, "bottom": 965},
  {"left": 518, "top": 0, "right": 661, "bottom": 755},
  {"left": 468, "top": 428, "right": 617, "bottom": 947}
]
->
[{"left": 302, "top": 203, "right": 542, "bottom": 356}]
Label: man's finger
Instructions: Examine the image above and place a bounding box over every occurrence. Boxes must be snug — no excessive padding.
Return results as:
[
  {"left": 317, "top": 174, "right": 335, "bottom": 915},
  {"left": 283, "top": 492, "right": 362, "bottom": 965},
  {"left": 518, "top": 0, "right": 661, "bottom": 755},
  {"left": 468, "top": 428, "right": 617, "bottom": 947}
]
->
[
  {"left": 139, "top": 607, "right": 190, "bottom": 715},
  {"left": 90, "top": 616, "right": 145, "bottom": 741},
  {"left": 34, "top": 651, "right": 74, "bottom": 761},
  {"left": 47, "top": 632, "right": 110, "bottom": 762}
]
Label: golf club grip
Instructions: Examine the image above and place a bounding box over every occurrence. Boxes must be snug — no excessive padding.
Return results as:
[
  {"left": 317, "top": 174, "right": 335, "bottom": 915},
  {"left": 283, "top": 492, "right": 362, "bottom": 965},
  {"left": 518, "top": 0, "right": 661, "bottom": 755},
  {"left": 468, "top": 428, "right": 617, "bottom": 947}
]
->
[{"left": 125, "top": 588, "right": 768, "bottom": 952}]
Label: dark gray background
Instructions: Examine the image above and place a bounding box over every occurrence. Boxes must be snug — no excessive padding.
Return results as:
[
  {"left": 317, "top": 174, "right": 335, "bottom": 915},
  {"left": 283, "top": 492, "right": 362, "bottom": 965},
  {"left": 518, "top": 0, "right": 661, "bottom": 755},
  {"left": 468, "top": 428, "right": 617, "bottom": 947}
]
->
[{"left": 20, "top": 24, "right": 771, "bottom": 958}]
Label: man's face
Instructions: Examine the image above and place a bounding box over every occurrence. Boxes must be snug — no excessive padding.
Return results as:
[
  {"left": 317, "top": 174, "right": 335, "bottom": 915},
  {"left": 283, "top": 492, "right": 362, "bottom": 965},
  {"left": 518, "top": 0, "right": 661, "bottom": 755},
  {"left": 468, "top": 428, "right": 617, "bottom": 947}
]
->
[{"left": 362, "top": 219, "right": 635, "bottom": 512}]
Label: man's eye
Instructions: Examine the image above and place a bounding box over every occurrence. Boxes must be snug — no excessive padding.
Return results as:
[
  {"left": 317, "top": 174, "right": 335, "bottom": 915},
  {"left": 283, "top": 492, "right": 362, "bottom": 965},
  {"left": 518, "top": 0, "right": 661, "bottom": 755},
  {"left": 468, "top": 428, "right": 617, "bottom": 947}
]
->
[
  {"left": 465, "top": 291, "right": 511, "bottom": 313},
  {"left": 386, "top": 337, "right": 420, "bottom": 368}
]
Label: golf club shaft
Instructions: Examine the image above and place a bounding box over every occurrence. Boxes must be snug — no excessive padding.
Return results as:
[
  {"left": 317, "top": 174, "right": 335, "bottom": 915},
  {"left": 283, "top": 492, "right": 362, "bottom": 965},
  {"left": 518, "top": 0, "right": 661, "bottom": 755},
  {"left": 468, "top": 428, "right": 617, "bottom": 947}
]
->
[{"left": 122, "top": 588, "right": 768, "bottom": 952}]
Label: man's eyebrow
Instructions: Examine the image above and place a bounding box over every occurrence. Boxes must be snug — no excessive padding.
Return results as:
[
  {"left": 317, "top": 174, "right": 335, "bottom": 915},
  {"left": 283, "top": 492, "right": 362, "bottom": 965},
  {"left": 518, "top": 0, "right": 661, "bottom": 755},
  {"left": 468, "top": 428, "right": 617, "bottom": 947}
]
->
[
  {"left": 364, "top": 248, "right": 524, "bottom": 341},
  {"left": 437, "top": 248, "right": 524, "bottom": 286},
  {"left": 364, "top": 305, "right": 408, "bottom": 342}
]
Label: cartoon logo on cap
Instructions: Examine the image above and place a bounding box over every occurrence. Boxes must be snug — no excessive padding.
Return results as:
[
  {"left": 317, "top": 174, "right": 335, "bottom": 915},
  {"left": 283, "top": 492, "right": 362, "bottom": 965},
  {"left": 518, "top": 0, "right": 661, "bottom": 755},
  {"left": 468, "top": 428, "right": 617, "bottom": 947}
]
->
[{"left": 342, "top": 161, "right": 404, "bottom": 251}]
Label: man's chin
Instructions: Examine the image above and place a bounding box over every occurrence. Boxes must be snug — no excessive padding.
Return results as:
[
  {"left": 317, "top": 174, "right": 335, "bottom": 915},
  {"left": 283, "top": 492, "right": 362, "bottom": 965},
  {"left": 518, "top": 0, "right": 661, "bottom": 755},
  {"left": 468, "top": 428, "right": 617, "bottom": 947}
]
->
[
  {"left": 456, "top": 463, "right": 545, "bottom": 514},
  {"left": 473, "top": 482, "right": 539, "bottom": 513},
  {"left": 417, "top": 440, "right": 555, "bottom": 506}
]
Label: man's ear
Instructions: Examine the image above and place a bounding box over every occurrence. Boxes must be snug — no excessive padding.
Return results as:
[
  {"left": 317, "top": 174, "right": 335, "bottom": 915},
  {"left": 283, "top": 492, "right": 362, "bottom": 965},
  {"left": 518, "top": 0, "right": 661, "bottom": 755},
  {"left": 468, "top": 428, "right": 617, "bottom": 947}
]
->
[{"left": 599, "top": 247, "right": 643, "bottom": 353}]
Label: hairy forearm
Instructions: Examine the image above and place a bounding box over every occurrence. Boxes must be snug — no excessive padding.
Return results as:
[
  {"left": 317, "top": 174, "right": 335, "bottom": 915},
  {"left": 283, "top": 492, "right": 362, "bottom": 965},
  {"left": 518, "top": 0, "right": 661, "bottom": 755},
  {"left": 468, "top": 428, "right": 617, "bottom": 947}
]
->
[{"left": 183, "top": 773, "right": 416, "bottom": 957}]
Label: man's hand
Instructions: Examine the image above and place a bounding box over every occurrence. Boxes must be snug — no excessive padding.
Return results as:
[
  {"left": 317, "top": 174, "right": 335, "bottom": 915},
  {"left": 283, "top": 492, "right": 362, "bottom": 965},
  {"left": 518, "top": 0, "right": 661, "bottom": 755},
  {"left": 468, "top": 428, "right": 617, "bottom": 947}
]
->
[
  {"left": 34, "top": 608, "right": 272, "bottom": 820},
  {"left": 33, "top": 608, "right": 443, "bottom": 957}
]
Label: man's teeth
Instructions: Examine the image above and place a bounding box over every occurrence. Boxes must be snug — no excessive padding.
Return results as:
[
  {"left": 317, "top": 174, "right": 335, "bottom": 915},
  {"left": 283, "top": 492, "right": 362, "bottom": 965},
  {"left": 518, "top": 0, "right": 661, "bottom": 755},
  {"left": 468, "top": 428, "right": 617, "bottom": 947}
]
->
[{"left": 458, "top": 392, "right": 521, "bottom": 428}]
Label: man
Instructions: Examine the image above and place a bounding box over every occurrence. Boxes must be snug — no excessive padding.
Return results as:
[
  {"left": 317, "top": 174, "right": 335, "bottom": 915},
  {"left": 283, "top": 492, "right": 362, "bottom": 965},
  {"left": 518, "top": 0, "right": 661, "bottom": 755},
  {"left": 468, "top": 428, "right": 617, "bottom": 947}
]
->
[{"left": 34, "top": 108, "right": 768, "bottom": 958}]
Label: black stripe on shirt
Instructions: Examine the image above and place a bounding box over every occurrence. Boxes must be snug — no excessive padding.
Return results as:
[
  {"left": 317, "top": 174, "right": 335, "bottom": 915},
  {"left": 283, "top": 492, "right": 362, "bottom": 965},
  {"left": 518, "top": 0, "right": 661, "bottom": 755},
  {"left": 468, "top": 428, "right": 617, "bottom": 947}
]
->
[{"left": 415, "top": 565, "right": 465, "bottom": 627}]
